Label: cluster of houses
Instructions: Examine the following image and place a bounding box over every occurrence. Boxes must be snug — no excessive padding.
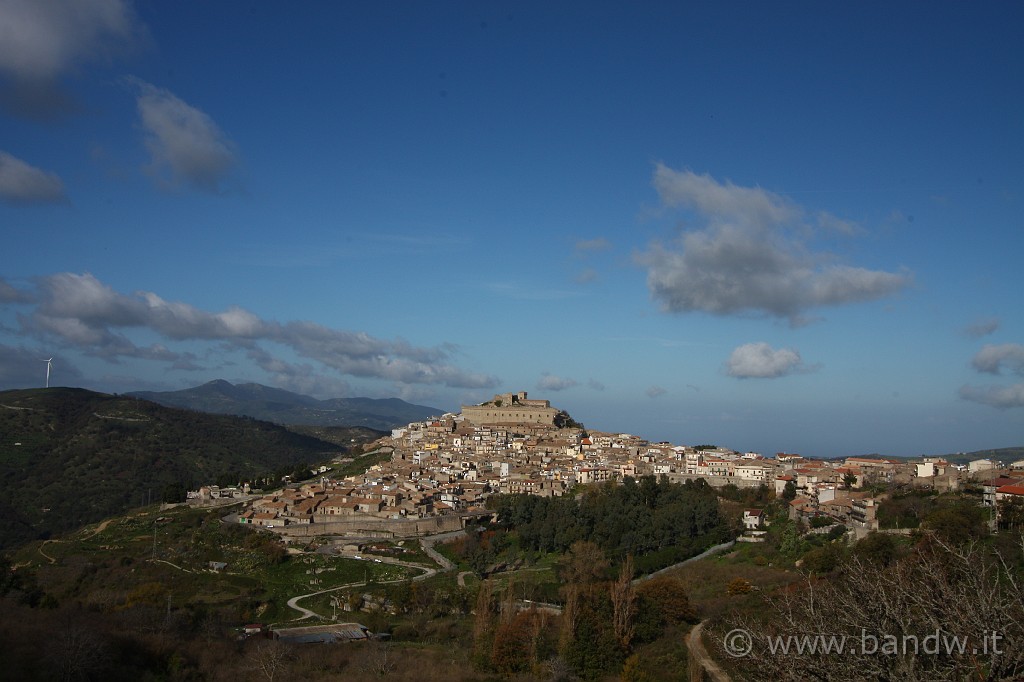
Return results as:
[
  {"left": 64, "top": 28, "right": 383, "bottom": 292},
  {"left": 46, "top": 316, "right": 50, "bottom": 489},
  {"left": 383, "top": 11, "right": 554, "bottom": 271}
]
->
[
  {"left": 782, "top": 454, "right": 1024, "bottom": 535},
  {"left": 195, "top": 391, "right": 1024, "bottom": 536}
]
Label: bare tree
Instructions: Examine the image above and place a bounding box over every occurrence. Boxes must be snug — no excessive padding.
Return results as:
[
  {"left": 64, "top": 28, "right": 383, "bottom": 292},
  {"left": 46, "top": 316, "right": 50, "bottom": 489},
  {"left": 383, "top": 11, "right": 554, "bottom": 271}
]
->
[
  {"left": 248, "top": 639, "right": 292, "bottom": 682},
  {"left": 610, "top": 555, "right": 637, "bottom": 649},
  {"left": 52, "top": 619, "right": 109, "bottom": 682},
  {"left": 712, "top": 534, "right": 1024, "bottom": 681},
  {"left": 359, "top": 641, "right": 397, "bottom": 677}
]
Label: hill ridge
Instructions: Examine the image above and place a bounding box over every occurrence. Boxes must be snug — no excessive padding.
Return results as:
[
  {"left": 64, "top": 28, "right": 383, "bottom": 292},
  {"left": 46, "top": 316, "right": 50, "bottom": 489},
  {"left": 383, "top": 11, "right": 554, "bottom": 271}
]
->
[
  {"left": 0, "top": 387, "right": 355, "bottom": 550},
  {"left": 128, "top": 380, "right": 444, "bottom": 430}
]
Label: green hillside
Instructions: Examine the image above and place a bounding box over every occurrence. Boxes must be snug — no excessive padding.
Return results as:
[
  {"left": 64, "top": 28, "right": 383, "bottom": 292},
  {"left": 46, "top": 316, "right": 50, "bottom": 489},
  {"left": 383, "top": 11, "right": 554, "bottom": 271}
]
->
[
  {"left": 0, "top": 388, "right": 345, "bottom": 550},
  {"left": 939, "top": 447, "right": 1024, "bottom": 466}
]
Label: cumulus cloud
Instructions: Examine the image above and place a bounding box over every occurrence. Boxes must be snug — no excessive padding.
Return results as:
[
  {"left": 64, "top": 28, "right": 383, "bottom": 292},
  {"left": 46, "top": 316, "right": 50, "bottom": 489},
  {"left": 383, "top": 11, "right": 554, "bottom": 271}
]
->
[
  {"left": 588, "top": 379, "right": 605, "bottom": 391},
  {"left": 0, "top": 151, "right": 66, "bottom": 204},
  {"left": 5, "top": 272, "right": 498, "bottom": 389},
  {"left": 246, "top": 346, "right": 352, "bottom": 398},
  {"left": 0, "top": 276, "right": 33, "bottom": 302},
  {"left": 646, "top": 385, "right": 666, "bottom": 398},
  {"left": 637, "top": 165, "right": 910, "bottom": 322},
  {"left": 958, "top": 343, "right": 1024, "bottom": 410},
  {"left": 653, "top": 165, "right": 800, "bottom": 227},
  {"left": 970, "top": 344, "right": 1024, "bottom": 376},
  {"left": 0, "top": 0, "right": 144, "bottom": 120},
  {"left": 726, "top": 342, "right": 815, "bottom": 379},
  {"left": 537, "top": 373, "right": 578, "bottom": 392},
  {"left": 959, "top": 384, "right": 1024, "bottom": 409},
  {"left": 965, "top": 318, "right": 1000, "bottom": 338},
  {"left": 131, "top": 79, "right": 238, "bottom": 192}
]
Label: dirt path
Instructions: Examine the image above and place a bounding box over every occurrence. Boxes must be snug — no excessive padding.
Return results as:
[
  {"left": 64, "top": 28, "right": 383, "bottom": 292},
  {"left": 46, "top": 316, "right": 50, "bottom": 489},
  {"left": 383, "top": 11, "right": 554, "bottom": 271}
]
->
[
  {"left": 282, "top": 532, "right": 469, "bottom": 623},
  {"left": 37, "top": 518, "right": 116, "bottom": 564},
  {"left": 686, "top": 622, "right": 730, "bottom": 682}
]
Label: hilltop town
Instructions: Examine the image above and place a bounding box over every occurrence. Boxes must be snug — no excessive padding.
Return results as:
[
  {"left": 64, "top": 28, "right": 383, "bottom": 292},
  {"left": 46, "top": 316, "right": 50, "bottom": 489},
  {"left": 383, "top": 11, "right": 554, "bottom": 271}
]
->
[{"left": 197, "top": 391, "right": 1024, "bottom": 540}]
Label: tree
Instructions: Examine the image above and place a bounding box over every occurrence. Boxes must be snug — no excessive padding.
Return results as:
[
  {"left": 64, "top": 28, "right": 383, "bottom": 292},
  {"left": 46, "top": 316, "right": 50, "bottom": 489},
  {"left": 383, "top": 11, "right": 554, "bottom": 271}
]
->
[
  {"left": 491, "top": 610, "right": 546, "bottom": 674},
  {"left": 852, "top": 531, "right": 901, "bottom": 567},
  {"left": 998, "top": 497, "right": 1024, "bottom": 531},
  {"left": 801, "top": 542, "right": 845, "bottom": 574},
  {"left": 248, "top": 640, "right": 292, "bottom": 682},
  {"left": 472, "top": 580, "right": 496, "bottom": 666},
  {"left": 636, "top": 575, "right": 697, "bottom": 625},
  {"left": 778, "top": 523, "right": 807, "bottom": 559},
  {"left": 560, "top": 540, "right": 608, "bottom": 585},
  {"left": 922, "top": 503, "right": 988, "bottom": 544},
  {"left": 726, "top": 577, "right": 753, "bottom": 595},
  {"left": 782, "top": 480, "right": 797, "bottom": 502},
  {"left": 842, "top": 471, "right": 858, "bottom": 490},
  {"left": 161, "top": 481, "right": 186, "bottom": 503},
  {"left": 610, "top": 555, "right": 637, "bottom": 649}
]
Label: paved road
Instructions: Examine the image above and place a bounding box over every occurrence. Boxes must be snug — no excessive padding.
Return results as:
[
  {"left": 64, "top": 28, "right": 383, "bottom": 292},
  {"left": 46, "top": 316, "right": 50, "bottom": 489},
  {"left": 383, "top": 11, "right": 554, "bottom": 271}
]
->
[
  {"left": 632, "top": 540, "right": 736, "bottom": 585},
  {"left": 283, "top": 554, "right": 439, "bottom": 622},
  {"left": 418, "top": 529, "right": 466, "bottom": 571},
  {"left": 284, "top": 530, "right": 468, "bottom": 622}
]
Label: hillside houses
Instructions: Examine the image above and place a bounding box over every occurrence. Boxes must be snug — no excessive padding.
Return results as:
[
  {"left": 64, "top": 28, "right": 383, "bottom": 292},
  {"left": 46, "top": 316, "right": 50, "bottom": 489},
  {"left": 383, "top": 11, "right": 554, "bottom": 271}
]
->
[{"left": 202, "top": 392, "right": 1018, "bottom": 535}]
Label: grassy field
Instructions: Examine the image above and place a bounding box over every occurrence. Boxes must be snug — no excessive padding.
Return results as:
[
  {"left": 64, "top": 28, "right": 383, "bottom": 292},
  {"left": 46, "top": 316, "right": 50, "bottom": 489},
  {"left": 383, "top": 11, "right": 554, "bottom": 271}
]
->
[{"left": 12, "top": 503, "right": 416, "bottom": 623}]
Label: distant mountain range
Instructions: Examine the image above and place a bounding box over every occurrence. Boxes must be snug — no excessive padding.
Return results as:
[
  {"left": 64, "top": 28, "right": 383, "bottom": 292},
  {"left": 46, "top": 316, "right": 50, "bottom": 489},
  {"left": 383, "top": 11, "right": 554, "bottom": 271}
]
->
[{"left": 128, "top": 380, "right": 444, "bottom": 430}]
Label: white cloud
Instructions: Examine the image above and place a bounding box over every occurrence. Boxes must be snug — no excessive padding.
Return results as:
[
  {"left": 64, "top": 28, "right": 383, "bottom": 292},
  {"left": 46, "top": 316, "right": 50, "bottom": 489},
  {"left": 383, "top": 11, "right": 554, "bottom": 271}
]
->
[
  {"left": 132, "top": 80, "right": 238, "bottom": 192},
  {"left": 0, "top": 277, "right": 26, "bottom": 302},
  {"left": 646, "top": 385, "right": 666, "bottom": 398},
  {"left": 0, "top": 150, "right": 66, "bottom": 204},
  {"left": 959, "top": 384, "right": 1024, "bottom": 409},
  {"left": 964, "top": 317, "right": 1000, "bottom": 338},
  {"left": 726, "top": 342, "right": 815, "bottom": 379},
  {"left": 537, "top": 373, "right": 578, "bottom": 392},
  {"left": 246, "top": 347, "right": 351, "bottom": 398},
  {"left": 958, "top": 344, "right": 1024, "bottom": 410},
  {"left": 8, "top": 272, "right": 498, "bottom": 390},
  {"left": 638, "top": 165, "right": 910, "bottom": 322},
  {"left": 574, "top": 237, "right": 611, "bottom": 253},
  {"left": 0, "top": 0, "right": 144, "bottom": 119},
  {"left": 970, "top": 344, "right": 1024, "bottom": 376},
  {"left": 653, "top": 165, "right": 799, "bottom": 227}
]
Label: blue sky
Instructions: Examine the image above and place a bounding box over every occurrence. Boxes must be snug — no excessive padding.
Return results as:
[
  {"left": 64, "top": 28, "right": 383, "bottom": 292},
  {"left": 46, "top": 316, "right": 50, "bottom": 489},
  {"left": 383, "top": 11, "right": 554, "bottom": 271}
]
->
[{"left": 2, "top": 1, "right": 1022, "bottom": 458}]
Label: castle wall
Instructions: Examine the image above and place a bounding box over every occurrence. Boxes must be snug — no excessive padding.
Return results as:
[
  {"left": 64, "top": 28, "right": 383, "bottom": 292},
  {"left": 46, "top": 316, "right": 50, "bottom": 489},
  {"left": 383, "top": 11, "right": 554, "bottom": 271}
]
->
[
  {"left": 460, "top": 404, "right": 558, "bottom": 426},
  {"left": 460, "top": 391, "right": 559, "bottom": 426}
]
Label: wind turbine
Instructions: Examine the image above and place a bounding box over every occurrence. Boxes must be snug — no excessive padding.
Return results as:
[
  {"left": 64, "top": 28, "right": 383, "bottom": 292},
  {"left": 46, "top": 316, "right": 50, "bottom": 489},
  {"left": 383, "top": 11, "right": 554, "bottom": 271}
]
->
[{"left": 42, "top": 357, "right": 53, "bottom": 388}]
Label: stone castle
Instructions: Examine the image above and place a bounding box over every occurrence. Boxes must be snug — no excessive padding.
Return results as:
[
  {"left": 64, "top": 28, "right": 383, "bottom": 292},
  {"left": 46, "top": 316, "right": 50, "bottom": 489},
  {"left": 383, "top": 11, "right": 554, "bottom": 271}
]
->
[{"left": 460, "top": 391, "right": 559, "bottom": 426}]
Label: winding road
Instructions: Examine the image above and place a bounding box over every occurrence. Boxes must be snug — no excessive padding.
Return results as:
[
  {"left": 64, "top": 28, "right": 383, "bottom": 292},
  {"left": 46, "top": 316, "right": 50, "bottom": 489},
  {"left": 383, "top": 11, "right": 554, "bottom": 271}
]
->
[{"left": 283, "top": 530, "right": 466, "bottom": 622}]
